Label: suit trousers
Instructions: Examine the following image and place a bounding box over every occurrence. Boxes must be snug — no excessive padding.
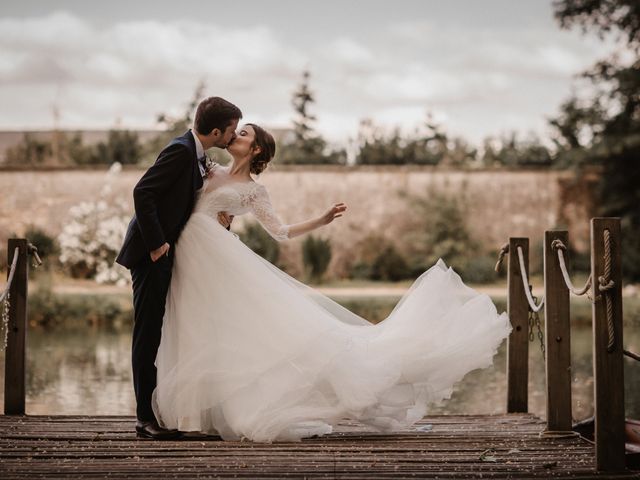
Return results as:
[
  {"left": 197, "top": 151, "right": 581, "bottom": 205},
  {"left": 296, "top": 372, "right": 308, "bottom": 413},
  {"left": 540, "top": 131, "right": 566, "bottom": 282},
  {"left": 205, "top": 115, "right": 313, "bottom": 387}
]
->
[{"left": 130, "top": 249, "right": 174, "bottom": 422}]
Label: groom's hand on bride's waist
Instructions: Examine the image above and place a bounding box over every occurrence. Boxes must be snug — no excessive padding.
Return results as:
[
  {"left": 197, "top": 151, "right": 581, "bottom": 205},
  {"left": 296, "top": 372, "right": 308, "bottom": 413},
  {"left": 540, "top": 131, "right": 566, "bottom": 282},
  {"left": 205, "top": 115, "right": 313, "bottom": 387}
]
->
[
  {"left": 217, "top": 212, "right": 234, "bottom": 230},
  {"left": 150, "top": 243, "right": 170, "bottom": 262}
]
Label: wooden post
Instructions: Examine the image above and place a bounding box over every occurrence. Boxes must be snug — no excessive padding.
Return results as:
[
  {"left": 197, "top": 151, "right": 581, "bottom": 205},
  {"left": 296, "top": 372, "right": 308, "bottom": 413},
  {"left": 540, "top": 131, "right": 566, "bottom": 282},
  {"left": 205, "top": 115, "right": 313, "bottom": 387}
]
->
[
  {"left": 4, "top": 238, "right": 28, "bottom": 415},
  {"left": 543, "top": 231, "right": 572, "bottom": 432},
  {"left": 507, "top": 237, "right": 529, "bottom": 413},
  {"left": 591, "top": 218, "right": 625, "bottom": 472}
]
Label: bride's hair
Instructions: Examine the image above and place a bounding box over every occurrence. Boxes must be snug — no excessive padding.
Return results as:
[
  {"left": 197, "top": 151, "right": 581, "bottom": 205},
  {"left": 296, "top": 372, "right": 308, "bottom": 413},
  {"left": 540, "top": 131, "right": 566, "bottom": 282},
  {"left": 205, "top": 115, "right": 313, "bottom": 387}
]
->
[{"left": 247, "top": 123, "right": 276, "bottom": 175}]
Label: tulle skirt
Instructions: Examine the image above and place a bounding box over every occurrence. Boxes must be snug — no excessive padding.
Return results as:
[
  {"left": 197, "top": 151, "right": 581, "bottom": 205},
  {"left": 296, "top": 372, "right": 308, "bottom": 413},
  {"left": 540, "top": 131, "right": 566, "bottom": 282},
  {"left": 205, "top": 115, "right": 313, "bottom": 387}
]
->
[{"left": 152, "top": 212, "right": 511, "bottom": 442}]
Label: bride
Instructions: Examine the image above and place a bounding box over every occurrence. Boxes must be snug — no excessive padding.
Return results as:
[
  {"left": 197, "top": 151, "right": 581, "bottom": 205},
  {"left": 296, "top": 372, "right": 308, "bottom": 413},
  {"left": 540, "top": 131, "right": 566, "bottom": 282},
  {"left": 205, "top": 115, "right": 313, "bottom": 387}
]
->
[{"left": 152, "top": 123, "right": 511, "bottom": 442}]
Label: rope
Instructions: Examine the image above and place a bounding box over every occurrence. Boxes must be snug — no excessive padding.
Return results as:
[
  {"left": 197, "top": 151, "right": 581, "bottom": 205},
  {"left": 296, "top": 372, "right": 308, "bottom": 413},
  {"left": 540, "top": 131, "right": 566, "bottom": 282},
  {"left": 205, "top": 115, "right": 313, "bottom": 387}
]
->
[
  {"left": 551, "top": 239, "right": 592, "bottom": 296},
  {"left": 0, "top": 247, "right": 19, "bottom": 304},
  {"left": 28, "top": 243, "right": 42, "bottom": 268},
  {"left": 597, "top": 229, "right": 616, "bottom": 352},
  {"left": 495, "top": 243, "right": 509, "bottom": 273},
  {"left": 624, "top": 349, "right": 640, "bottom": 362},
  {"left": 516, "top": 245, "right": 544, "bottom": 313},
  {"left": 539, "top": 430, "right": 580, "bottom": 439}
]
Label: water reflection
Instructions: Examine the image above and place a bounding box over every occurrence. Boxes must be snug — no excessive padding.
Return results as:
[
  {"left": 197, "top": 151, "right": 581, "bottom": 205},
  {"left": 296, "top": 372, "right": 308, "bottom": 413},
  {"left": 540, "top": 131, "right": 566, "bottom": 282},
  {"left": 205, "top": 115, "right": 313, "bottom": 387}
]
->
[
  {"left": 0, "top": 315, "right": 638, "bottom": 420},
  {"left": 430, "top": 326, "right": 640, "bottom": 420},
  {"left": 4, "top": 326, "right": 136, "bottom": 415}
]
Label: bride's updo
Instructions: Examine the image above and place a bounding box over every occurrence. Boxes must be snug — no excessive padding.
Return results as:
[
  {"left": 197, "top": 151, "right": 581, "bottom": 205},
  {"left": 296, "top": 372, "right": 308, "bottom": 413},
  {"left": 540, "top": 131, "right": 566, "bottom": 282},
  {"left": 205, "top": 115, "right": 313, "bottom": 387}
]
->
[{"left": 247, "top": 123, "right": 276, "bottom": 175}]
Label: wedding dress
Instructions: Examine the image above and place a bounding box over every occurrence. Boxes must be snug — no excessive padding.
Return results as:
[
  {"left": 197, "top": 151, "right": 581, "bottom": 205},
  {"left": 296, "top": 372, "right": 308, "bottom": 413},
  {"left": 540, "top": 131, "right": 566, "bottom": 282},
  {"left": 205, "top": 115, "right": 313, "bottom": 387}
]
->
[{"left": 152, "top": 165, "right": 512, "bottom": 442}]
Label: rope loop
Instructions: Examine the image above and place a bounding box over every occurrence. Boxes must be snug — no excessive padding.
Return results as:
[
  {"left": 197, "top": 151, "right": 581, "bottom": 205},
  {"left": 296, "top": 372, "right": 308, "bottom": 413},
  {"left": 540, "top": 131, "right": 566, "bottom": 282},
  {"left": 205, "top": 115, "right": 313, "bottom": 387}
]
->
[
  {"left": 0, "top": 247, "right": 20, "bottom": 304},
  {"left": 494, "top": 243, "right": 509, "bottom": 273},
  {"left": 516, "top": 245, "right": 544, "bottom": 313},
  {"left": 27, "top": 243, "right": 43, "bottom": 268},
  {"left": 552, "top": 238, "right": 592, "bottom": 296},
  {"left": 597, "top": 276, "right": 614, "bottom": 291}
]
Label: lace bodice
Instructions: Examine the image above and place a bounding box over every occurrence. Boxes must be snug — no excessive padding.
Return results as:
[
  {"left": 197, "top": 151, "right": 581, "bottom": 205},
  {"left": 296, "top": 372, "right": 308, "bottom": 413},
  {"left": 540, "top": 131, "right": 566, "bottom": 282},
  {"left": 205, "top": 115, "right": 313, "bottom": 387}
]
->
[{"left": 193, "top": 165, "right": 290, "bottom": 241}]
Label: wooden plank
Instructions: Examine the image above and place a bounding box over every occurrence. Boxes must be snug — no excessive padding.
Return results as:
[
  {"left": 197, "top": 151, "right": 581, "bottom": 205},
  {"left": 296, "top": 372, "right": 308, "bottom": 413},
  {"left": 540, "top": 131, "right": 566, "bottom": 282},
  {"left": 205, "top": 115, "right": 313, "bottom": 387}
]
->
[
  {"left": 543, "top": 230, "right": 572, "bottom": 432},
  {"left": 590, "top": 218, "right": 626, "bottom": 472},
  {"left": 2, "top": 414, "right": 636, "bottom": 479},
  {"left": 507, "top": 238, "right": 529, "bottom": 413},
  {"left": 4, "top": 239, "right": 28, "bottom": 415}
]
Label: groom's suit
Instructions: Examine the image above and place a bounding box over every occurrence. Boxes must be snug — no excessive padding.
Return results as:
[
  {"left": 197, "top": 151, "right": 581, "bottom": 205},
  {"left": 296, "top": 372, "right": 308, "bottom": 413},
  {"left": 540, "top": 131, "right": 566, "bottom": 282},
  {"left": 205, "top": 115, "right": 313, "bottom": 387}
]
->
[{"left": 116, "top": 130, "right": 203, "bottom": 422}]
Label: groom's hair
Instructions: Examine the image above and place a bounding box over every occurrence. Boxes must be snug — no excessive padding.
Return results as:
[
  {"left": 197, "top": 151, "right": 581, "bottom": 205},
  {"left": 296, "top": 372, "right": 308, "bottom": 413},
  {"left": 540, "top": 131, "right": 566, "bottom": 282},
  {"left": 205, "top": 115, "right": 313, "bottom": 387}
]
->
[{"left": 195, "top": 97, "right": 242, "bottom": 135}]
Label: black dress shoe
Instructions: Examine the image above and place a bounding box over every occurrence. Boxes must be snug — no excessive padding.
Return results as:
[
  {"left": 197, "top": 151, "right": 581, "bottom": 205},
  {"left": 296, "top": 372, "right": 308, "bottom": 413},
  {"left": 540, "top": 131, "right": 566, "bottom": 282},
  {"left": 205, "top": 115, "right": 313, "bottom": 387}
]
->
[{"left": 135, "top": 420, "right": 181, "bottom": 440}]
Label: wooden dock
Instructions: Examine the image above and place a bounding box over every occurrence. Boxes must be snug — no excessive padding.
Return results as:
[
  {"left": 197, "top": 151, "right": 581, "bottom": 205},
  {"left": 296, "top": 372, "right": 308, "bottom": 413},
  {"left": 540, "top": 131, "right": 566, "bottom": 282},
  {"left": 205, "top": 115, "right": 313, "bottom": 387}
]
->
[{"left": 1, "top": 413, "right": 638, "bottom": 479}]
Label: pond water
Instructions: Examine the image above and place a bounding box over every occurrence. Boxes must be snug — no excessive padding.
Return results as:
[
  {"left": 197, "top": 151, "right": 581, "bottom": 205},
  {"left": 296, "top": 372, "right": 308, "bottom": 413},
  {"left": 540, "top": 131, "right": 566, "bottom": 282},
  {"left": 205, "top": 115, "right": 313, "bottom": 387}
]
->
[{"left": 0, "top": 300, "right": 638, "bottom": 421}]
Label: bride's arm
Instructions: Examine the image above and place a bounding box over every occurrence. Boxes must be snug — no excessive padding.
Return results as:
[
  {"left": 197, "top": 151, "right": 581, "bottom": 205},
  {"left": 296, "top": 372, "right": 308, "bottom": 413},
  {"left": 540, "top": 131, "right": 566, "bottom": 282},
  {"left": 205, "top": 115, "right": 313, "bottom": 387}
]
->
[
  {"left": 249, "top": 184, "right": 346, "bottom": 241},
  {"left": 286, "top": 203, "right": 346, "bottom": 238}
]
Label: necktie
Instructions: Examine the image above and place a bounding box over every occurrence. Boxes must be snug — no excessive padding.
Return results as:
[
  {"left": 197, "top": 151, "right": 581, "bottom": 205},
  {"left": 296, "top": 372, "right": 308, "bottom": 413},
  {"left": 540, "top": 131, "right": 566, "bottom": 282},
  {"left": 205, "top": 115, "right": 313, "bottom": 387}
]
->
[{"left": 198, "top": 155, "right": 209, "bottom": 178}]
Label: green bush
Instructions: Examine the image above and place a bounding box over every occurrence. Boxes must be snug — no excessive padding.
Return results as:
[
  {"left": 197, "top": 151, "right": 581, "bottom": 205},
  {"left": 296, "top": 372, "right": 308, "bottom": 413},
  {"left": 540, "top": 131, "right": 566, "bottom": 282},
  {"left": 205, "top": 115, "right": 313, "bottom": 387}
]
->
[
  {"left": 458, "top": 255, "right": 498, "bottom": 284},
  {"left": 90, "top": 130, "right": 142, "bottom": 165},
  {"left": 302, "top": 235, "right": 332, "bottom": 282},
  {"left": 5, "top": 133, "right": 53, "bottom": 166},
  {"left": 348, "top": 262, "right": 373, "bottom": 280},
  {"left": 29, "top": 280, "right": 130, "bottom": 328},
  {"left": 346, "top": 235, "right": 385, "bottom": 279},
  {"left": 335, "top": 296, "right": 398, "bottom": 324},
  {"left": 25, "top": 225, "right": 59, "bottom": 262},
  {"left": 401, "top": 189, "right": 482, "bottom": 276},
  {"left": 371, "top": 245, "right": 411, "bottom": 281},
  {"left": 239, "top": 222, "right": 280, "bottom": 264},
  {"left": 347, "top": 235, "right": 413, "bottom": 281}
]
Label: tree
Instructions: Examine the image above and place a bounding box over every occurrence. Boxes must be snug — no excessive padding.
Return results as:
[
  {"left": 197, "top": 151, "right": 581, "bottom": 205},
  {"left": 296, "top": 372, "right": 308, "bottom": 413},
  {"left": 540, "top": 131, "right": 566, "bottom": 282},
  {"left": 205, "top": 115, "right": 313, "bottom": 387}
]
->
[
  {"left": 5, "top": 133, "right": 53, "bottom": 166},
  {"left": 552, "top": 0, "right": 640, "bottom": 280},
  {"left": 355, "top": 120, "right": 406, "bottom": 165},
  {"left": 157, "top": 80, "right": 206, "bottom": 140},
  {"left": 91, "top": 130, "right": 142, "bottom": 165},
  {"left": 553, "top": 0, "right": 640, "bottom": 49},
  {"left": 481, "top": 133, "right": 552, "bottom": 168},
  {"left": 292, "top": 70, "right": 316, "bottom": 146},
  {"left": 443, "top": 137, "right": 479, "bottom": 167},
  {"left": 239, "top": 222, "right": 280, "bottom": 264},
  {"left": 422, "top": 116, "right": 449, "bottom": 164},
  {"left": 143, "top": 81, "right": 233, "bottom": 165},
  {"left": 400, "top": 190, "right": 480, "bottom": 277},
  {"left": 277, "top": 70, "right": 346, "bottom": 165},
  {"left": 63, "top": 132, "right": 94, "bottom": 165},
  {"left": 355, "top": 116, "right": 448, "bottom": 165},
  {"left": 302, "top": 235, "right": 332, "bottom": 282}
]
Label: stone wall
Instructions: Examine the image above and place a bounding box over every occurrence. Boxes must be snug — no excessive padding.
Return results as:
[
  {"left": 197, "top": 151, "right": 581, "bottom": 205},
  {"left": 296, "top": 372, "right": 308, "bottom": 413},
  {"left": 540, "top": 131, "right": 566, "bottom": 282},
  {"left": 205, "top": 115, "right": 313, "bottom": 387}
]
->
[{"left": 0, "top": 166, "right": 597, "bottom": 277}]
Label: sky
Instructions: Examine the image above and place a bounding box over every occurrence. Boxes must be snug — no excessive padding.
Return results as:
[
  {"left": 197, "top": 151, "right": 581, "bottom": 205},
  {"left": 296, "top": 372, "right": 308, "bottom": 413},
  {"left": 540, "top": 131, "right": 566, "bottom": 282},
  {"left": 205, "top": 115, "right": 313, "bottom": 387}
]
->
[{"left": 0, "top": 0, "right": 622, "bottom": 146}]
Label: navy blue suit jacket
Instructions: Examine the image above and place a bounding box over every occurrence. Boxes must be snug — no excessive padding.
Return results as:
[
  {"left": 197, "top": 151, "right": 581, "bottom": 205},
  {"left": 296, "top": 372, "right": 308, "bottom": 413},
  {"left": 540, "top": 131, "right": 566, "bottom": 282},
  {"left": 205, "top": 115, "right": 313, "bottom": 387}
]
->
[{"left": 115, "top": 131, "right": 203, "bottom": 269}]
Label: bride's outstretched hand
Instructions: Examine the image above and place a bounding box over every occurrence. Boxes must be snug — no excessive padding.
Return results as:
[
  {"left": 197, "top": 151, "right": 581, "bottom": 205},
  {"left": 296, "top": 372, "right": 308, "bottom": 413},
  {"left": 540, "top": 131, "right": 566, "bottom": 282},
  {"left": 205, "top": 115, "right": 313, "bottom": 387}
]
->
[{"left": 319, "top": 203, "right": 347, "bottom": 225}]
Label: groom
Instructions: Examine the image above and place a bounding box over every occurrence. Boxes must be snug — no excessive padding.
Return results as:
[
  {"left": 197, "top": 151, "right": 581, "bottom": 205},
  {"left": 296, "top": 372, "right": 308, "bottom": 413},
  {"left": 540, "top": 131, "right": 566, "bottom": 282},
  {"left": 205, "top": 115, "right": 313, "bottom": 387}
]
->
[{"left": 116, "top": 96, "right": 242, "bottom": 439}]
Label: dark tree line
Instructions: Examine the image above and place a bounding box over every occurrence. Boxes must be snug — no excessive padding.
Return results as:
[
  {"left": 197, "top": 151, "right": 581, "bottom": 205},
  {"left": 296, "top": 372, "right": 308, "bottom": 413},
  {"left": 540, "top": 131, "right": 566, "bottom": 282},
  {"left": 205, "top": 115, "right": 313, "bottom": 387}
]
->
[
  {"left": 551, "top": 0, "right": 640, "bottom": 280},
  {"left": 276, "top": 71, "right": 553, "bottom": 168},
  {"left": 4, "top": 130, "right": 142, "bottom": 167}
]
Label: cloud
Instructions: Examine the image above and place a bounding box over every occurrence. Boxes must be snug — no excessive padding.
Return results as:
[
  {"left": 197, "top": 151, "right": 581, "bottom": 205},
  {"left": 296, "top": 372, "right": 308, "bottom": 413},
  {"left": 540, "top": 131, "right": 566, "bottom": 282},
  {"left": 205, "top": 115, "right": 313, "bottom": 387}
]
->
[
  {"left": 0, "top": 12, "right": 309, "bottom": 129},
  {"left": 0, "top": 9, "right": 623, "bottom": 145},
  {"left": 324, "top": 37, "right": 377, "bottom": 71},
  {"left": 0, "top": 12, "right": 304, "bottom": 88}
]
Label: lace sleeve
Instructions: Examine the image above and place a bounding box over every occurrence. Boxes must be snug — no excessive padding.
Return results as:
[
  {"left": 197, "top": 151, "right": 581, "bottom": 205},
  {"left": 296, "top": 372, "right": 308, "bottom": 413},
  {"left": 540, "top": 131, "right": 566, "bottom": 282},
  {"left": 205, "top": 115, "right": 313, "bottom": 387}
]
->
[{"left": 249, "top": 184, "right": 290, "bottom": 241}]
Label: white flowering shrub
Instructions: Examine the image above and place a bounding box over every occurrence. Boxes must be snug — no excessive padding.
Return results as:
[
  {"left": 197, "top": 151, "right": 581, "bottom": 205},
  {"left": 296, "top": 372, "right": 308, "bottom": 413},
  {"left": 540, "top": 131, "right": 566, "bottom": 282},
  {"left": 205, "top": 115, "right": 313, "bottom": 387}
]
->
[{"left": 58, "top": 163, "right": 131, "bottom": 286}]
